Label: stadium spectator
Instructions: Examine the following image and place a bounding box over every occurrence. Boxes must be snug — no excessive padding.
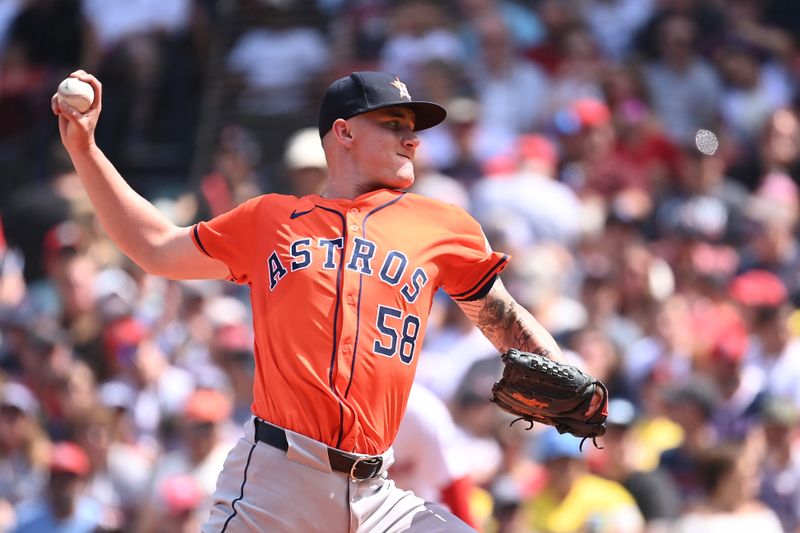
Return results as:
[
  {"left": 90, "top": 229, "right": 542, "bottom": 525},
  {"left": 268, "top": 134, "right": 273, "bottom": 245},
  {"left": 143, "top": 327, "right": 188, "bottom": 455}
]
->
[
  {"left": 671, "top": 444, "right": 783, "bottom": 533},
  {"left": 521, "top": 428, "right": 645, "bottom": 533}
]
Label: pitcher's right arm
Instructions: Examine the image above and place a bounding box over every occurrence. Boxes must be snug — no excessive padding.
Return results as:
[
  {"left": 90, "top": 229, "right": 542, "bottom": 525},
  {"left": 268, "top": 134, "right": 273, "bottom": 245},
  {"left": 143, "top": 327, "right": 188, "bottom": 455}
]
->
[{"left": 52, "top": 71, "right": 228, "bottom": 281}]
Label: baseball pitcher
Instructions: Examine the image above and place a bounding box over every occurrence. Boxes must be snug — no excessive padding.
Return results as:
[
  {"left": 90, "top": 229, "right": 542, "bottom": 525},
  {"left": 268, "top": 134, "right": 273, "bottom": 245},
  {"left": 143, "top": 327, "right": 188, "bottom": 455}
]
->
[{"left": 53, "top": 70, "right": 606, "bottom": 532}]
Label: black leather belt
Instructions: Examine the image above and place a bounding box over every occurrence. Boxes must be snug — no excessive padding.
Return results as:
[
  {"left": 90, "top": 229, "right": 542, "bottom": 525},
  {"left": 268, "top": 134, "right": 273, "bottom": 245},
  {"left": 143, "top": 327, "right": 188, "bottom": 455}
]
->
[{"left": 254, "top": 418, "right": 384, "bottom": 481}]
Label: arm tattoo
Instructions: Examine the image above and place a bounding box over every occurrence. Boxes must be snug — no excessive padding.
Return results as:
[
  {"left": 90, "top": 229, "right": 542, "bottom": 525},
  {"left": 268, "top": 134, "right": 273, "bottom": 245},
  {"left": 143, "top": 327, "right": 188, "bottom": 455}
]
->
[{"left": 457, "top": 279, "right": 565, "bottom": 362}]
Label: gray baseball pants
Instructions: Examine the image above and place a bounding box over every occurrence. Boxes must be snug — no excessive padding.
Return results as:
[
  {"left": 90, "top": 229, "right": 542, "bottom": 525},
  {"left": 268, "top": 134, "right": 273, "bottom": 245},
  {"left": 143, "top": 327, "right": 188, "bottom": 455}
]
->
[{"left": 201, "top": 417, "right": 476, "bottom": 532}]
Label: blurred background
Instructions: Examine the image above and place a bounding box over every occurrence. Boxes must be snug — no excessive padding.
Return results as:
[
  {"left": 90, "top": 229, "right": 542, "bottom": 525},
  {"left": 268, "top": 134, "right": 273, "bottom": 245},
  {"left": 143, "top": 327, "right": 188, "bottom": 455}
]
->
[{"left": 3, "top": 0, "right": 800, "bottom": 531}]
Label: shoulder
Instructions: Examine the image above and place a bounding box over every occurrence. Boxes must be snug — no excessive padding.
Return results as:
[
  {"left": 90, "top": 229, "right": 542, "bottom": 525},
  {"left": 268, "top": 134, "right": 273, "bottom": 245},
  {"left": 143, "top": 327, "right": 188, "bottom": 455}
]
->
[
  {"left": 401, "top": 192, "right": 477, "bottom": 225},
  {"left": 227, "top": 193, "right": 303, "bottom": 217}
]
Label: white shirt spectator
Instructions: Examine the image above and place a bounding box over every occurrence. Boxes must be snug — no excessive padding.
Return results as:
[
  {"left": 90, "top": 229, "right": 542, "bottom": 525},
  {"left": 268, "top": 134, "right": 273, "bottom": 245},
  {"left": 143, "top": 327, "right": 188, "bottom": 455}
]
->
[
  {"left": 380, "top": 30, "right": 466, "bottom": 84},
  {"left": 226, "top": 27, "right": 329, "bottom": 115},
  {"left": 642, "top": 58, "right": 721, "bottom": 145},
  {"left": 623, "top": 336, "right": 693, "bottom": 384},
  {"left": 81, "top": 0, "right": 191, "bottom": 51},
  {"left": 474, "top": 60, "right": 551, "bottom": 137},
  {"left": 671, "top": 506, "right": 783, "bottom": 533},
  {"left": 745, "top": 338, "right": 800, "bottom": 407},
  {"left": 720, "top": 62, "right": 792, "bottom": 145},
  {"left": 581, "top": 0, "right": 654, "bottom": 61},
  {"left": 471, "top": 171, "right": 583, "bottom": 249},
  {"left": 390, "top": 383, "right": 470, "bottom": 503},
  {"left": 416, "top": 326, "right": 497, "bottom": 404}
]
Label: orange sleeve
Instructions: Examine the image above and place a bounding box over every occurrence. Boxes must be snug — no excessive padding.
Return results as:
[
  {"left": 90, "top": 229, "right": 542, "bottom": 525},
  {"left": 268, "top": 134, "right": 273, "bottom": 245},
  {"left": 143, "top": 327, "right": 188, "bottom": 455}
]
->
[
  {"left": 190, "top": 195, "right": 266, "bottom": 284},
  {"left": 436, "top": 204, "right": 509, "bottom": 301}
]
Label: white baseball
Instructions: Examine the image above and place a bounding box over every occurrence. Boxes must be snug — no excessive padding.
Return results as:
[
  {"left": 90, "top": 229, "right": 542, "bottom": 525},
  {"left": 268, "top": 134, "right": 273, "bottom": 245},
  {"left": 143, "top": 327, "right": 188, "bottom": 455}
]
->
[{"left": 57, "top": 77, "right": 94, "bottom": 113}]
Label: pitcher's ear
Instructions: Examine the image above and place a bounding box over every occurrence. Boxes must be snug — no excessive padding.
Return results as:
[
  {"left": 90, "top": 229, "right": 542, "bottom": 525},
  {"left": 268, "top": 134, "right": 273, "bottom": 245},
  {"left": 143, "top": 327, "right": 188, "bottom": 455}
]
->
[{"left": 331, "top": 119, "right": 352, "bottom": 143}]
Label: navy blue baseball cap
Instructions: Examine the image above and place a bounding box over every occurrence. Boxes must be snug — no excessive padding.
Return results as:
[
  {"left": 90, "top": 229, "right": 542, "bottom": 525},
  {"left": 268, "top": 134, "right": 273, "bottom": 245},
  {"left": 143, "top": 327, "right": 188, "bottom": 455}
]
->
[{"left": 318, "top": 71, "right": 447, "bottom": 138}]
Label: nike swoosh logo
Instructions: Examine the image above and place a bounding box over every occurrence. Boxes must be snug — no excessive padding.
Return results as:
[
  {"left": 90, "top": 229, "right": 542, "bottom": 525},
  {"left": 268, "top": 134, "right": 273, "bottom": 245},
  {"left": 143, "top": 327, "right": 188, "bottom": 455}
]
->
[{"left": 290, "top": 206, "right": 316, "bottom": 219}]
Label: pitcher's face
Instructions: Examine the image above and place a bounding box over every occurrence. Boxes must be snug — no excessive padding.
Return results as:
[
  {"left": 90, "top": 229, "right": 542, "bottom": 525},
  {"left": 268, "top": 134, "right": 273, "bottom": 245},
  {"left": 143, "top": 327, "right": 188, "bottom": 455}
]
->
[{"left": 347, "top": 107, "right": 421, "bottom": 190}]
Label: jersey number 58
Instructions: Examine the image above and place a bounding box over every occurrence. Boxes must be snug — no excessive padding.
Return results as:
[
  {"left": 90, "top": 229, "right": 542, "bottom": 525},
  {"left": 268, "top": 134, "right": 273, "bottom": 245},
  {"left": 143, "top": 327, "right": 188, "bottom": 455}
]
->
[{"left": 373, "top": 305, "right": 421, "bottom": 364}]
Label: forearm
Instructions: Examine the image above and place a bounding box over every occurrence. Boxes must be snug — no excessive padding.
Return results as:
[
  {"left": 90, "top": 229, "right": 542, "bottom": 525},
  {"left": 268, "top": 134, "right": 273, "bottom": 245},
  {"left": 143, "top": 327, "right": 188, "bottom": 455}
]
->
[
  {"left": 457, "top": 278, "right": 565, "bottom": 363},
  {"left": 68, "top": 145, "right": 181, "bottom": 272}
]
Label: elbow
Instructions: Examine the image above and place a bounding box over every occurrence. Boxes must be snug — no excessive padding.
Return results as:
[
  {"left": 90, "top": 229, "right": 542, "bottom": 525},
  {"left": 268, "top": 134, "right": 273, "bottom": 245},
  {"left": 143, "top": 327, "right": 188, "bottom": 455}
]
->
[{"left": 130, "top": 248, "right": 175, "bottom": 279}]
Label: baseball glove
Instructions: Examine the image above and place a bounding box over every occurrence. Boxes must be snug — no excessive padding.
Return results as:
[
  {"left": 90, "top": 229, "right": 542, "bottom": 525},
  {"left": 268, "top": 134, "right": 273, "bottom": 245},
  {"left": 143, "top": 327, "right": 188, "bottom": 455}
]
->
[{"left": 491, "top": 349, "right": 608, "bottom": 449}]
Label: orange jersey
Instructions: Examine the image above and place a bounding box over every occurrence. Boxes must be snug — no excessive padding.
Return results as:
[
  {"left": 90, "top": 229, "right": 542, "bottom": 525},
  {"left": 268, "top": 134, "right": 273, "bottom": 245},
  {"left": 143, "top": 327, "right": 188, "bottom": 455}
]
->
[{"left": 192, "top": 188, "right": 508, "bottom": 454}]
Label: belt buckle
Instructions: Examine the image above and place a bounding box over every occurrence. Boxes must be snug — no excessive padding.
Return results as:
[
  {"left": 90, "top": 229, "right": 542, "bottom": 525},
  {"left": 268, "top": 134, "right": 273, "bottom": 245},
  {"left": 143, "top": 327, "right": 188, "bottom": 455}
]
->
[{"left": 349, "top": 456, "right": 381, "bottom": 481}]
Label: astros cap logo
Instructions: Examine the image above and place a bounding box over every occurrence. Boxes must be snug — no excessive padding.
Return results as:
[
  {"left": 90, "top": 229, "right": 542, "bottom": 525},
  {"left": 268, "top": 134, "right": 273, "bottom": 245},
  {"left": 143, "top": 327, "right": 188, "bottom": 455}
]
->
[
  {"left": 391, "top": 77, "right": 411, "bottom": 101},
  {"left": 318, "top": 71, "right": 446, "bottom": 137}
]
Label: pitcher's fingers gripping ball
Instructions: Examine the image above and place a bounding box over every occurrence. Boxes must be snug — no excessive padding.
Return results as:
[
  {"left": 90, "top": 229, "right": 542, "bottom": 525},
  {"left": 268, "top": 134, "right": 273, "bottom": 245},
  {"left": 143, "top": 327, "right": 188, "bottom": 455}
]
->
[
  {"left": 491, "top": 349, "right": 608, "bottom": 450},
  {"left": 57, "top": 77, "right": 95, "bottom": 113}
]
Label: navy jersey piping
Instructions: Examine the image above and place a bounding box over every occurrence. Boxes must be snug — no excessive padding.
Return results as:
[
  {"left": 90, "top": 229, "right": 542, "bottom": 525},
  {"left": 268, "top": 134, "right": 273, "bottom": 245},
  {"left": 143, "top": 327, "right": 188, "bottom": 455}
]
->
[
  {"left": 314, "top": 205, "right": 348, "bottom": 446},
  {"left": 343, "top": 193, "right": 406, "bottom": 409},
  {"left": 219, "top": 442, "right": 256, "bottom": 532},
  {"left": 193, "top": 223, "right": 239, "bottom": 282},
  {"left": 460, "top": 274, "right": 499, "bottom": 301},
  {"left": 192, "top": 224, "right": 212, "bottom": 257},
  {"left": 450, "top": 254, "right": 509, "bottom": 300}
]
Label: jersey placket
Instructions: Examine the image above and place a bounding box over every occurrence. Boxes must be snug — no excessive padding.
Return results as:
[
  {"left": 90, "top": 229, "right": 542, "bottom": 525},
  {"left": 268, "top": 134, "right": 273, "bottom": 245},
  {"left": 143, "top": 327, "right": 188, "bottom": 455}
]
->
[{"left": 335, "top": 205, "right": 364, "bottom": 450}]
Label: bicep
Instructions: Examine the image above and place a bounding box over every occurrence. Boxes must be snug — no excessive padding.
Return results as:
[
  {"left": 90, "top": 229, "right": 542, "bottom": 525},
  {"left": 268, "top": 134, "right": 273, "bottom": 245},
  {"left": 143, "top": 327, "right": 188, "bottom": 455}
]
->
[{"left": 149, "top": 226, "right": 230, "bottom": 280}]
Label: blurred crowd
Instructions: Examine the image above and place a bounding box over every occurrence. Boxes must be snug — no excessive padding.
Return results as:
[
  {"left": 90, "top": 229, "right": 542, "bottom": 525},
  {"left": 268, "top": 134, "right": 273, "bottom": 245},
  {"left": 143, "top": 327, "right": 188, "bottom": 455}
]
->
[{"left": 4, "top": 0, "right": 800, "bottom": 532}]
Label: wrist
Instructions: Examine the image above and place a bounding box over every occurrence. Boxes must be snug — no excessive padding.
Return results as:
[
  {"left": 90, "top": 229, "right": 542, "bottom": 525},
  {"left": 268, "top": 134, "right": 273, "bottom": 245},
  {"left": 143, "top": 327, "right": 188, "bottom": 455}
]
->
[{"left": 68, "top": 141, "right": 101, "bottom": 159}]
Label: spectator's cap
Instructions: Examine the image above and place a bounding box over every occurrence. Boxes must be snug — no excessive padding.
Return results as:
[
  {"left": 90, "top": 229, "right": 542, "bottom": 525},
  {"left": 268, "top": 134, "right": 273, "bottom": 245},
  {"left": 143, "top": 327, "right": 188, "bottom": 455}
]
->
[
  {"left": 318, "top": 71, "right": 446, "bottom": 138},
  {"left": 42, "top": 220, "right": 83, "bottom": 259},
  {"left": 729, "top": 270, "right": 787, "bottom": 308},
  {"left": 49, "top": 442, "right": 90, "bottom": 476},
  {"left": 284, "top": 128, "right": 327, "bottom": 170},
  {"left": 572, "top": 98, "right": 611, "bottom": 127},
  {"left": 709, "top": 323, "right": 749, "bottom": 363},
  {"left": 103, "top": 316, "right": 147, "bottom": 365},
  {"left": 518, "top": 134, "right": 558, "bottom": 167},
  {"left": 761, "top": 397, "right": 800, "bottom": 427},
  {"left": 453, "top": 356, "right": 503, "bottom": 407},
  {"left": 159, "top": 475, "right": 204, "bottom": 516},
  {"left": 183, "top": 389, "right": 232, "bottom": 423},
  {"left": 205, "top": 296, "right": 248, "bottom": 328},
  {"left": 0, "top": 381, "right": 39, "bottom": 418},
  {"left": 534, "top": 428, "right": 583, "bottom": 462},
  {"left": 482, "top": 154, "right": 518, "bottom": 177},
  {"left": 95, "top": 268, "right": 139, "bottom": 321},
  {"left": 664, "top": 377, "right": 720, "bottom": 419},
  {"left": 26, "top": 319, "right": 69, "bottom": 352},
  {"left": 606, "top": 398, "right": 637, "bottom": 427},
  {"left": 554, "top": 98, "right": 611, "bottom": 135},
  {"left": 446, "top": 97, "right": 479, "bottom": 125},
  {"left": 98, "top": 380, "right": 136, "bottom": 411},
  {"left": 214, "top": 323, "right": 252, "bottom": 353}
]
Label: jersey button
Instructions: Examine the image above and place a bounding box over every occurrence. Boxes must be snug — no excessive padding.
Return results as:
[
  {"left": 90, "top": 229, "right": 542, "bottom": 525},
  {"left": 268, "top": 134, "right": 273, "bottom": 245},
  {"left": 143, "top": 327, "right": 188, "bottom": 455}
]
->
[
  {"left": 350, "top": 224, "right": 359, "bottom": 232},
  {"left": 342, "top": 344, "right": 352, "bottom": 353},
  {"left": 349, "top": 208, "right": 358, "bottom": 214},
  {"left": 346, "top": 295, "right": 355, "bottom": 305}
]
